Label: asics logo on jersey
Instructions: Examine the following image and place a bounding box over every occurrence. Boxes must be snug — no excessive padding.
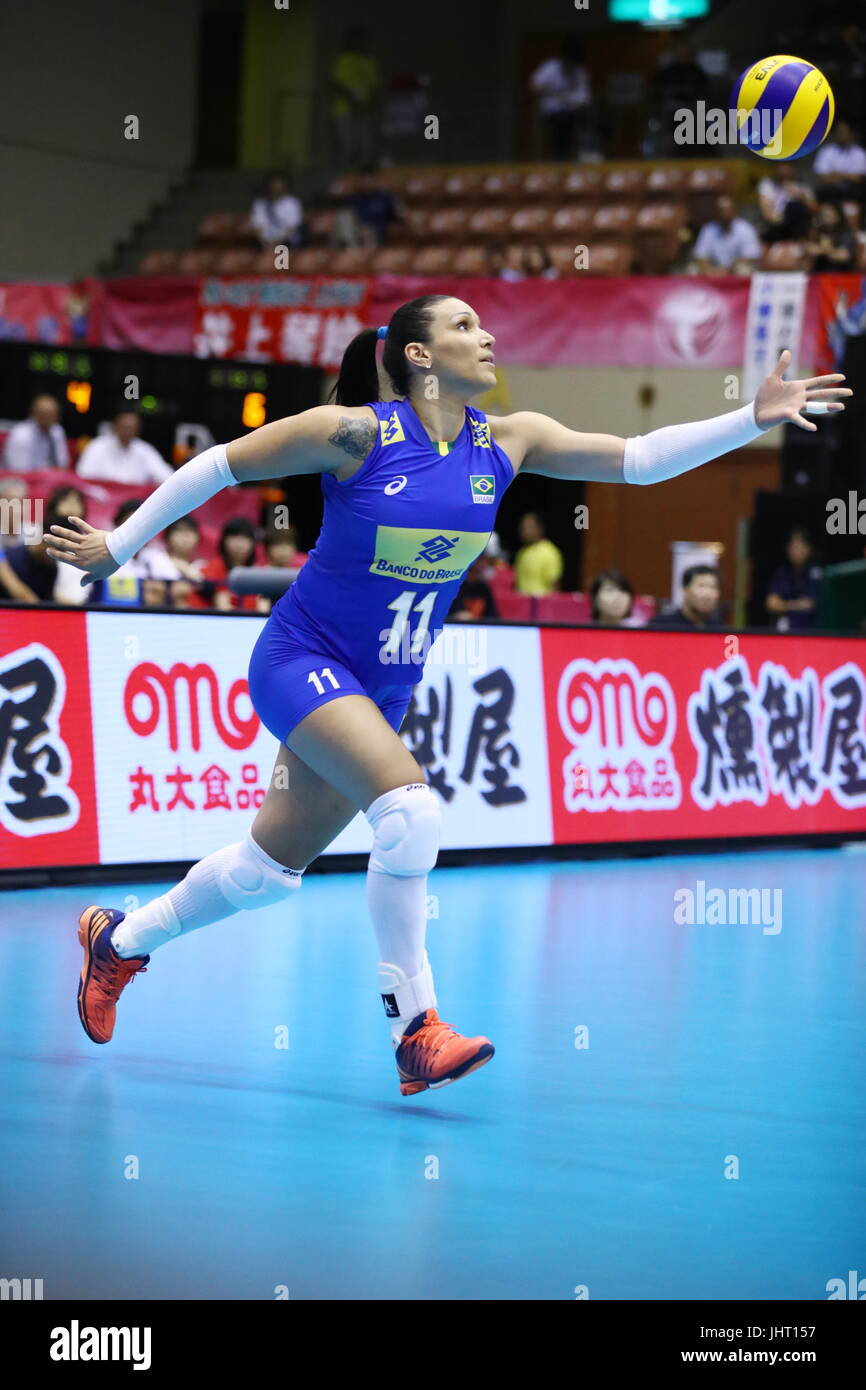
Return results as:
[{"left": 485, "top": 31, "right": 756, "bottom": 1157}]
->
[
  {"left": 384, "top": 476, "right": 408, "bottom": 494},
  {"left": 415, "top": 534, "right": 459, "bottom": 564}
]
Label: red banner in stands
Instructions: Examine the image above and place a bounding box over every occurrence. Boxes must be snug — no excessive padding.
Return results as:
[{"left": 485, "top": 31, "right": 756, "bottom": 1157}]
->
[
  {"left": 92, "top": 276, "right": 200, "bottom": 355},
  {"left": 0, "top": 283, "right": 92, "bottom": 346},
  {"left": 368, "top": 275, "right": 758, "bottom": 367},
  {"left": 814, "top": 272, "right": 866, "bottom": 376},
  {"left": 192, "top": 277, "right": 372, "bottom": 366}
]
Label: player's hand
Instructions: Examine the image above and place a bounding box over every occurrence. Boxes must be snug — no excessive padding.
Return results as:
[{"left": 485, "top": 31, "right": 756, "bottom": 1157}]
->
[
  {"left": 45, "top": 516, "right": 119, "bottom": 585},
  {"left": 754, "top": 349, "right": 852, "bottom": 432}
]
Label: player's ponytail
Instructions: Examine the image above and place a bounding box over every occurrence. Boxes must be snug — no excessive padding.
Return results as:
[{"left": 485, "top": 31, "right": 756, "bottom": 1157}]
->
[
  {"left": 329, "top": 295, "right": 451, "bottom": 406},
  {"left": 328, "top": 327, "right": 380, "bottom": 406}
]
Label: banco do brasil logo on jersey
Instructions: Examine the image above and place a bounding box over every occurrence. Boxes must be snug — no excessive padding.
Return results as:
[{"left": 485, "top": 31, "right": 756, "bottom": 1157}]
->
[
  {"left": 370, "top": 526, "right": 490, "bottom": 583},
  {"left": 470, "top": 474, "right": 495, "bottom": 504},
  {"left": 415, "top": 534, "right": 459, "bottom": 564}
]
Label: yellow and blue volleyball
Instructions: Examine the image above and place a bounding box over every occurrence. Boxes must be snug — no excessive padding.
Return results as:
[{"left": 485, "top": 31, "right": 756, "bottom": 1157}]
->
[{"left": 731, "top": 55, "right": 835, "bottom": 160}]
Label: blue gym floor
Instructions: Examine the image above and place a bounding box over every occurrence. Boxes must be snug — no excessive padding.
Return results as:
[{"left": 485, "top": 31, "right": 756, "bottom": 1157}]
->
[{"left": 1, "top": 847, "right": 864, "bottom": 1301}]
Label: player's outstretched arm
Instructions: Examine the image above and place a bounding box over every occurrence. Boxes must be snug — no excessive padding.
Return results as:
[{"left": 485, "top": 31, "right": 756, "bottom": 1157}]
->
[
  {"left": 513, "top": 351, "right": 851, "bottom": 484},
  {"left": 46, "top": 404, "right": 377, "bottom": 584}
]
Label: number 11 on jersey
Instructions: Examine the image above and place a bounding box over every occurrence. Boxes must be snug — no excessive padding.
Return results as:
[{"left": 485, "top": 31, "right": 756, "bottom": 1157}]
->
[{"left": 382, "top": 589, "right": 436, "bottom": 659}]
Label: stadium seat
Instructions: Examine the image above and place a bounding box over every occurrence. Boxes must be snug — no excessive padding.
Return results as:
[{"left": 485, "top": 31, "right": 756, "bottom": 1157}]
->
[
  {"left": 603, "top": 168, "right": 647, "bottom": 200},
  {"left": 371, "top": 245, "right": 414, "bottom": 273},
  {"left": 509, "top": 205, "right": 554, "bottom": 239},
  {"left": 546, "top": 242, "right": 581, "bottom": 274},
  {"left": 404, "top": 171, "right": 448, "bottom": 202},
  {"left": 452, "top": 244, "right": 489, "bottom": 275},
  {"left": 198, "top": 212, "right": 238, "bottom": 245},
  {"left": 307, "top": 209, "right": 338, "bottom": 244},
  {"left": 175, "top": 249, "right": 220, "bottom": 274},
  {"left": 326, "top": 246, "right": 377, "bottom": 274},
  {"left": 496, "top": 593, "right": 534, "bottom": 621},
  {"left": 328, "top": 174, "right": 361, "bottom": 199},
  {"left": 592, "top": 203, "right": 638, "bottom": 238},
  {"left": 549, "top": 205, "right": 595, "bottom": 239},
  {"left": 634, "top": 202, "right": 688, "bottom": 272},
  {"left": 645, "top": 166, "right": 689, "bottom": 198},
  {"left": 467, "top": 206, "right": 512, "bottom": 240},
  {"left": 582, "top": 241, "right": 635, "bottom": 275},
  {"left": 212, "top": 248, "right": 258, "bottom": 275},
  {"left": 631, "top": 595, "right": 657, "bottom": 624},
  {"left": 687, "top": 166, "right": 735, "bottom": 225},
  {"left": 535, "top": 593, "right": 592, "bottom": 623},
  {"left": 481, "top": 170, "right": 524, "bottom": 201},
  {"left": 521, "top": 168, "right": 565, "bottom": 200},
  {"left": 138, "top": 250, "right": 182, "bottom": 274},
  {"left": 561, "top": 168, "right": 604, "bottom": 201},
  {"left": 288, "top": 247, "right": 331, "bottom": 274},
  {"left": 443, "top": 171, "right": 486, "bottom": 200},
  {"left": 426, "top": 206, "right": 472, "bottom": 239},
  {"left": 412, "top": 244, "right": 455, "bottom": 274}
]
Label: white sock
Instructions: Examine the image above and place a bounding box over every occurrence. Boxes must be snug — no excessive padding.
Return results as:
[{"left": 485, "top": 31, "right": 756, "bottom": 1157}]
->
[{"left": 111, "top": 834, "right": 303, "bottom": 958}]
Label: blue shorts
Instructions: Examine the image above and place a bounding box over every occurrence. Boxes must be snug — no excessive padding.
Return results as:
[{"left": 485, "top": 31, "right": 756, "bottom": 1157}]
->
[{"left": 247, "top": 615, "right": 415, "bottom": 745}]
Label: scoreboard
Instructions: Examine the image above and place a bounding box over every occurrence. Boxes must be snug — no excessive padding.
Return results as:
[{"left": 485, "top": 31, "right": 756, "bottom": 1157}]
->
[{"left": 0, "top": 343, "right": 323, "bottom": 462}]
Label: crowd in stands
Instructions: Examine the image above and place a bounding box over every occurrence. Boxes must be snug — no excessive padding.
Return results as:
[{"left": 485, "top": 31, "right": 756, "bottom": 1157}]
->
[{"left": 0, "top": 394, "right": 838, "bottom": 632}]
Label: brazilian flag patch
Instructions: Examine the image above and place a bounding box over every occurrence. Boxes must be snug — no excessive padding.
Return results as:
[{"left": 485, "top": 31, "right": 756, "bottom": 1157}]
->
[{"left": 470, "top": 474, "right": 495, "bottom": 504}]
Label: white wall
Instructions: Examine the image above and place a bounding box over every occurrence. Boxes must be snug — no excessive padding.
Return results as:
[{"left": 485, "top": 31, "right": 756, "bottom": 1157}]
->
[{"left": 0, "top": 0, "right": 201, "bottom": 278}]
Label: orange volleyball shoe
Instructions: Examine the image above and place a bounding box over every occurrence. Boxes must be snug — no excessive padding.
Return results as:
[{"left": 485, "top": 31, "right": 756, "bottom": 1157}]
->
[
  {"left": 77, "top": 906, "right": 149, "bottom": 1044},
  {"left": 394, "top": 1009, "right": 495, "bottom": 1096}
]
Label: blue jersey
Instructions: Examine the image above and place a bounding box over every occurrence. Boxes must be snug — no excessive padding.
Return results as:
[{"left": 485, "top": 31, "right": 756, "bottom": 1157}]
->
[{"left": 271, "top": 398, "right": 515, "bottom": 686}]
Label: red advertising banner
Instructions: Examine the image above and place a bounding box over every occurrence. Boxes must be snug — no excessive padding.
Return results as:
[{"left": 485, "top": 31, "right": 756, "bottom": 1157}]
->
[
  {"left": 1, "top": 610, "right": 864, "bottom": 873},
  {"left": 0, "top": 609, "right": 99, "bottom": 869},
  {"left": 0, "top": 283, "right": 92, "bottom": 346},
  {"left": 540, "top": 627, "right": 866, "bottom": 845},
  {"left": 91, "top": 275, "right": 199, "bottom": 354},
  {"left": 192, "top": 277, "right": 372, "bottom": 367},
  {"left": 814, "top": 272, "right": 866, "bottom": 376},
  {"left": 369, "top": 274, "right": 756, "bottom": 367}
]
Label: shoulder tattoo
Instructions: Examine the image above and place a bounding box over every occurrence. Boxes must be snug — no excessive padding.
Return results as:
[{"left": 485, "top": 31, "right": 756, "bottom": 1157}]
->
[{"left": 328, "top": 416, "right": 378, "bottom": 461}]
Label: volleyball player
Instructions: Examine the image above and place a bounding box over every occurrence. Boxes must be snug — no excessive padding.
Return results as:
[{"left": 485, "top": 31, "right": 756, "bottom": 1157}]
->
[{"left": 47, "top": 295, "right": 850, "bottom": 1095}]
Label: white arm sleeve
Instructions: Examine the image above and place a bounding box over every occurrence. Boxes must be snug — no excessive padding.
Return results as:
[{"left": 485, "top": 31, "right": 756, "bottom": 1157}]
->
[
  {"left": 623, "top": 401, "right": 765, "bottom": 485},
  {"left": 104, "top": 444, "right": 238, "bottom": 567}
]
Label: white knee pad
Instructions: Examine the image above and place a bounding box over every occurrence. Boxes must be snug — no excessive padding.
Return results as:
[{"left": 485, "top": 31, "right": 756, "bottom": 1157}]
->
[
  {"left": 216, "top": 831, "right": 303, "bottom": 911},
  {"left": 366, "top": 782, "right": 441, "bottom": 877}
]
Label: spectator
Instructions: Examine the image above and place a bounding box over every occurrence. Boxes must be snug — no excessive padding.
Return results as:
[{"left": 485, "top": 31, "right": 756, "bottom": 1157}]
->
[
  {"left": 806, "top": 200, "right": 857, "bottom": 270},
  {"left": 499, "top": 244, "right": 526, "bottom": 282},
  {"left": 448, "top": 556, "right": 499, "bottom": 620},
  {"left": 514, "top": 512, "right": 563, "bottom": 596},
  {"left": 757, "top": 163, "right": 817, "bottom": 242},
  {"left": 590, "top": 568, "right": 643, "bottom": 627},
  {"left": 651, "top": 39, "right": 706, "bottom": 155},
  {"left": 250, "top": 174, "right": 304, "bottom": 248},
  {"left": 76, "top": 408, "right": 173, "bottom": 486},
  {"left": 813, "top": 119, "right": 866, "bottom": 201},
  {"left": 46, "top": 485, "right": 91, "bottom": 605},
  {"left": 691, "top": 196, "right": 762, "bottom": 273},
  {"left": 162, "top": 516, "right": 207, "bottom": 586},
  {"left": 765, "top": 526, "right": 822, "bottom": 631},
  {"left": 347, "top": 166, "right": 400, "bottom": 247},
  {"left": 485, "top": 244, "right": 506, "bottom": 278},
  {"left": 522, "top": 242, "right": 559, "bottom": 279},
  {"left": 2, "top": 394, "right": 70, "bottom": 472},
  {"left": 263, "top": 525, "right": 307, "bottom": 571},
  {"left": 0, "top": 507, "right": 64, "bottom": 602},
  {"left": 205, "top": 518, "right": 268, "bottom": 613},
  {"left": 0, "top": 537, "right": 39, "bottom": 601},
  {"left": 330, "top": 26, "right": 382, "bottom": 169},
  {"left": 530, "top": 35, "right": 594, "bottom": 161},
  {"left": 648, "top": 565, "right": 722, "bottom": 630}
]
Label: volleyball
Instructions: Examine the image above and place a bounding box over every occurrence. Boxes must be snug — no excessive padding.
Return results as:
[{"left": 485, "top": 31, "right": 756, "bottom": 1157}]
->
[{"left": 731, "top": 54, "right": 835, "bottom": 160}]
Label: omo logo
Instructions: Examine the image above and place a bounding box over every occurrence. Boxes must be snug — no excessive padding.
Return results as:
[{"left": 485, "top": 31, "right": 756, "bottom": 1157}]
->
[
  {"left": 556, "top": 657, "right": 680, "bottom": 813},
  {"left": 124, "top": 662, "right": 259, "bottom": 751}
]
